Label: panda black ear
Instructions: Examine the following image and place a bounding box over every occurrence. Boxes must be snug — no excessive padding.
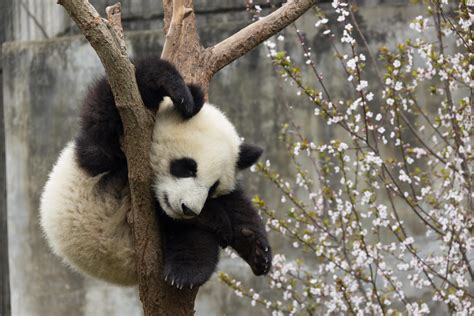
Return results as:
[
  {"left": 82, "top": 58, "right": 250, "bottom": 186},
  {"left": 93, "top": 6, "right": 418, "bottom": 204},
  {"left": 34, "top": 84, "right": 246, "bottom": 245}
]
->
[{"left": 237, "top": 144, "right": 263, "bottom": 170}]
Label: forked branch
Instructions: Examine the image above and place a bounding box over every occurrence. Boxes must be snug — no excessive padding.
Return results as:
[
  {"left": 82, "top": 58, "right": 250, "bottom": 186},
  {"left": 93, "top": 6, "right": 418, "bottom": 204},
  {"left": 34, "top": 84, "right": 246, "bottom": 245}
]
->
[{"left": 160, "top": 0, "right": 316, "bottom": 90}]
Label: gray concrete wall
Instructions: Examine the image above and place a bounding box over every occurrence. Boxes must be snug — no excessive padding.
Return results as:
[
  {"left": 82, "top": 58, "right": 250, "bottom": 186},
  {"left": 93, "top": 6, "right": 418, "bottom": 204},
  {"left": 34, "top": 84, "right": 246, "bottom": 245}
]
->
[
  {"left": 7, "top": 0, "right": 279, "bottom": 41},
  {"left": 3, "top": 38, "right": 144, "bottom": 316},
  {"left": 1, "top": 0, "right": 11, "bottom": 314},
  {"left": 2, "top": 0, "right": 436, "bottom": 315}
]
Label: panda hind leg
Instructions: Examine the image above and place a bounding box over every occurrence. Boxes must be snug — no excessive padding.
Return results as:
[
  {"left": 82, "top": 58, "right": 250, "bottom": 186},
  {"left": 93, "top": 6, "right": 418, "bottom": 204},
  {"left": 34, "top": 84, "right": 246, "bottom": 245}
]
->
[
  {"left": 231, "top": 219, "right": 272, "bottom": 276},
  {"left": 162, "top": 222, "right": 219, "bottom": 289},
  {"left": 199, "top": 188, "right": 272, "bottom": 276}
]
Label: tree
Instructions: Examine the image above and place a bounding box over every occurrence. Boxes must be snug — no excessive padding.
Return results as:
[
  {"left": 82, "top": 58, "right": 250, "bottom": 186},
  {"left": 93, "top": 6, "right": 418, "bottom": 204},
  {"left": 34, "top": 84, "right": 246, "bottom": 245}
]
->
[
  {"left": 220, "top": 1, "right": 473, "bottom": 315},
  {"left": 56, "top": 0, "right": 316, "bottom": 314}
]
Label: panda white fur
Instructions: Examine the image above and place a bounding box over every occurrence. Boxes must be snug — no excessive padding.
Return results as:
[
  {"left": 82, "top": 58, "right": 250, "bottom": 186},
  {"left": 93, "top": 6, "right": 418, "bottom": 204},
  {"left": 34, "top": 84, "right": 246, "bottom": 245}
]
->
[
  {"left": 40, "top": 57, "right": 272, "bottom": 288},
  {"left": 151, "top": 98, "right": 241, "bottom": 219},
  {"left": 40, "top": 141, "right": 137, "bottom": 285}
]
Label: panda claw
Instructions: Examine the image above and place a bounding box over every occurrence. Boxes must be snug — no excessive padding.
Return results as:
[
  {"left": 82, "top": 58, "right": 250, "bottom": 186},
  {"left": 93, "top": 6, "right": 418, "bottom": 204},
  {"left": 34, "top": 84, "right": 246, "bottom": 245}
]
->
[
  {"left": 171, "top": 279, "right": 174, "bottom": 286},
  {"left": 241, "top": 228, "right": 254, "bottom": 238},
  {"left": 190, "top": 284, "right": 193, "bottom": 289}
]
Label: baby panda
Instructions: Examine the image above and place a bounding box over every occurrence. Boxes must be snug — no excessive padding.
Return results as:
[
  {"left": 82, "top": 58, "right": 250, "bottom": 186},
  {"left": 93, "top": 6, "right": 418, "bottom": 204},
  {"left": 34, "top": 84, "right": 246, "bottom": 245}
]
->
[{"left": 40, "top": 56, "right": 272, "bottom": 289}]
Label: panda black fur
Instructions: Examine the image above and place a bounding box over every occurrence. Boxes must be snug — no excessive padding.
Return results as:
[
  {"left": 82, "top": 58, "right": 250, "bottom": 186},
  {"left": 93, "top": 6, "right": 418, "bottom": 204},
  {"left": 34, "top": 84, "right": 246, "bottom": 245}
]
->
[{"left": 40, "top": 56, "right": 272, "bottom": 288}]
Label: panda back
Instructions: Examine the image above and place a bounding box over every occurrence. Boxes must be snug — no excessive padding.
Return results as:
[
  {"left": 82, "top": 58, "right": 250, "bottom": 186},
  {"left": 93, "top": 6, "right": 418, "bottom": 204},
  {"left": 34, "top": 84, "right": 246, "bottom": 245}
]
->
[{"left": 39, "top": 141, "right": 137, "bottom": 285}]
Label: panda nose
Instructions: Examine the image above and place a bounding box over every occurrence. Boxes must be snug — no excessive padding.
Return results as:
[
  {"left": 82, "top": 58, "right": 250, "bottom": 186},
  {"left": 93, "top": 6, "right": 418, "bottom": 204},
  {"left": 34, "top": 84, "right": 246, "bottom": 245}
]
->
[{"left": 182, "top": 203, "right": 198, "bottom": 217}]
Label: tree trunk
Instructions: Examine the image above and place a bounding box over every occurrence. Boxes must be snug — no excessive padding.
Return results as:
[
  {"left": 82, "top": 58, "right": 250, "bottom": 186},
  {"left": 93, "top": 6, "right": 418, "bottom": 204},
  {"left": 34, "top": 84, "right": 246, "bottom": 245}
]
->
[{"left": 56, "top": 0, "right": 315, "bottom": 314}]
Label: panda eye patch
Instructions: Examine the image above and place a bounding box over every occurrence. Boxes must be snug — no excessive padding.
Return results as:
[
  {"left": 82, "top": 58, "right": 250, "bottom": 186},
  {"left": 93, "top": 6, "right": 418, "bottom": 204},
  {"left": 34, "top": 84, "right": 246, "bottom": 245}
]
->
[
  {"left": 170, "top": 158, "right": 198, "bottom": 178},
  {"left": 208, "top": 180, "right": 220, "bottom": 197}
]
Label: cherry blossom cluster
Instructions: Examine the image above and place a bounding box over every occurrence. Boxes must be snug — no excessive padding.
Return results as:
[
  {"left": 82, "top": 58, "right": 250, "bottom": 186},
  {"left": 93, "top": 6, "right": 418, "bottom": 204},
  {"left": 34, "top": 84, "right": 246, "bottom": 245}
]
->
[{"left": 220, "top": 1, "right": 473, "bottom": 315}]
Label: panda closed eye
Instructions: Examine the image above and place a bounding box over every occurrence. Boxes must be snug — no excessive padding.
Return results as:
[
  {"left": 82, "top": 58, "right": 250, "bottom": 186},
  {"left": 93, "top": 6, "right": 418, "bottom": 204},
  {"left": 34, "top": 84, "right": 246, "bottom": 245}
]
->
[
  {"left": 170, "top": 158, "right": 220, "bottom": 197},
  {"left": 170, "top": 158, "right": 197, "bottom": 178}
]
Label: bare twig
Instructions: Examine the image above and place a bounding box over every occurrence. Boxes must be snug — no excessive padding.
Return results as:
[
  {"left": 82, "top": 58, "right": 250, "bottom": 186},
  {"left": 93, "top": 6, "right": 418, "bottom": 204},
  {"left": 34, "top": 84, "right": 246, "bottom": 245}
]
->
[
  {"left": 348, "top": 0, "right": 384, "bottom": 86},
  {"left": 19, "top": 0, "right": 49, "bottom": 39}
]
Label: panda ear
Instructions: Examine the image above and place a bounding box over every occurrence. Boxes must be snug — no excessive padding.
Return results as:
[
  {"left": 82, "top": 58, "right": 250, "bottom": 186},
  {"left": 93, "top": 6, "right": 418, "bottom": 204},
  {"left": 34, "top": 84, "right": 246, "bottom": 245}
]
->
[{"left": 237, "top": 144, "right": 263, "bottom": 170}]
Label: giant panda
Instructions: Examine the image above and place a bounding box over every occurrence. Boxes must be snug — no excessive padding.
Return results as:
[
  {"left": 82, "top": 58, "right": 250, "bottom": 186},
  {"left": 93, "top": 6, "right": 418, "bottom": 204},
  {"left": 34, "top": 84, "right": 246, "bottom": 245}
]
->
[{"left": 39, "top": 56, "right": 272, "bottom": 289}]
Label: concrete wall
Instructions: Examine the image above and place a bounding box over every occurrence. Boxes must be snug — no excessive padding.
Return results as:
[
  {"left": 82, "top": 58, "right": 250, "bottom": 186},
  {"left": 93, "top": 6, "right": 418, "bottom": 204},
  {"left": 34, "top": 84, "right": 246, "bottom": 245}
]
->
[
  {"left": 3, "top": 38, "right": 144, "bottom": 316},
  {"left": 7, "top": 0, "right": 282, "bottom": 41},
  {"left": 2, "top": 0, "right": 434, "bottom": 315},
  {"left": 1, "top": 0, "right": 11, "bottom": 314}
]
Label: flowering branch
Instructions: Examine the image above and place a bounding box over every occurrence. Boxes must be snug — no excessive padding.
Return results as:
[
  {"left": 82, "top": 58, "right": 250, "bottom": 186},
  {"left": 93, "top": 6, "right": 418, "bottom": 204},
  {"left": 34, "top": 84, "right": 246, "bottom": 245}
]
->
[{"left": 222, "top": 1, "right": 474, "bottom": 314}]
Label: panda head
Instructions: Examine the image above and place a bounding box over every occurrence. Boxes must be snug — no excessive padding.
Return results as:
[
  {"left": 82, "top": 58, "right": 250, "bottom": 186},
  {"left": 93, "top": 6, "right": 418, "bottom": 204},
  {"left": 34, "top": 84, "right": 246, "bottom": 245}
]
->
[{"left": 150, "top": 98, "right": 262, "bottom": 219}]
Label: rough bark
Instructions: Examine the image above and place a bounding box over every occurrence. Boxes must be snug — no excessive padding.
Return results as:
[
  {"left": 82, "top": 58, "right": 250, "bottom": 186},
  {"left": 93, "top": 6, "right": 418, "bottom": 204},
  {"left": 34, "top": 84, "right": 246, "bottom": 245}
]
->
[{"left": 57, "top": 0, "right": 314, "bottom": 315}]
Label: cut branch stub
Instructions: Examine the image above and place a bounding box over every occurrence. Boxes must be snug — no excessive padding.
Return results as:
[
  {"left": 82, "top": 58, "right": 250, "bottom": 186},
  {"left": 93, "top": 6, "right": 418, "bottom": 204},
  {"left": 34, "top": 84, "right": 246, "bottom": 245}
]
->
[
  {"left": 161, "top": 0, "right": 194, "bottom": 62},
  {"left": 106, "top": 3, "right": 127, "bottom": 56}
]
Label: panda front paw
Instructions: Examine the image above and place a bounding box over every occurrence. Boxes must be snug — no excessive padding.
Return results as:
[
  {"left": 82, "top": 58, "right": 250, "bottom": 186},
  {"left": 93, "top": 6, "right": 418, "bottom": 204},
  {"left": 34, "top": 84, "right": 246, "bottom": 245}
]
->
[
  {"left": 232, "top": 227, "right": 272, "bottom": 276},
  {"left": 163, "top": 259, "right": 216, "bottom": 289},
  {"left": 171, "top": 97, "right": 197, "bottom": 119},
  {"left": 172, "top": 84, "right": 204, "bottom": 120}
]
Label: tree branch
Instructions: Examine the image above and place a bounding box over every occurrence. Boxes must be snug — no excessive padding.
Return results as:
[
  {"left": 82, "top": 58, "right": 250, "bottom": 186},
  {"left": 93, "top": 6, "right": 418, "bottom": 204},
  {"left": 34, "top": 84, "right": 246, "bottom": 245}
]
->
[{"left": 208, "top": 0, "right": 316, "bottom": 74}]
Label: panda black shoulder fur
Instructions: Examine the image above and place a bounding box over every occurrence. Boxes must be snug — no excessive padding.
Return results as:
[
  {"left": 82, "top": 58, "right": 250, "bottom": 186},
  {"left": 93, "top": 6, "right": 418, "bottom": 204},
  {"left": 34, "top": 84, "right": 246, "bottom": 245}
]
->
[{"left": 40, "top": 56, "right": 272, "bottom": 288}]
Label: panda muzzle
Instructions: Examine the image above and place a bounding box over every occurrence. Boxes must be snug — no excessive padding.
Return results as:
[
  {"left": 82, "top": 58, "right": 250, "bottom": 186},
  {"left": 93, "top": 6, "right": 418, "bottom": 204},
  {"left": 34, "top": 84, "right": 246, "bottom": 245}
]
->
[{"left": 181, "top": 203, "right": 199, "bottom": 217}]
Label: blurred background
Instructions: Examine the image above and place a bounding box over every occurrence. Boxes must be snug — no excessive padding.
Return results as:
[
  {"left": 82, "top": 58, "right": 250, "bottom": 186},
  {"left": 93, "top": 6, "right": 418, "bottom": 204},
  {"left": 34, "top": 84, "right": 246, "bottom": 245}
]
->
[{"left": 1, "top": 0, "right": 471, "bottom": 315}]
